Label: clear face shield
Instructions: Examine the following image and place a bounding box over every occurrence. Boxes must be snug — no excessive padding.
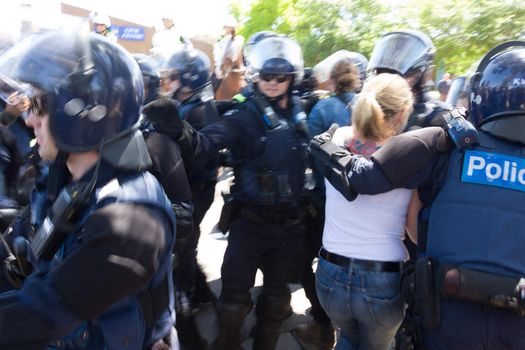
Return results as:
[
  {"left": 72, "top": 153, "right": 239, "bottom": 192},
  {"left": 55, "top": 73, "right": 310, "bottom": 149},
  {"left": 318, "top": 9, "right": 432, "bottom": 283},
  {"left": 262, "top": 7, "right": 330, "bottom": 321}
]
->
[
  {"left": 0, "top": 30, "right": 145, "bottom": 153},
  {"left": 0, "top": 73, "right": 38, "bottom": 121},
  {"left": 247, "top": 37, "right": 304, "bottom": 83},
  {"left": 0, "top": 73, "right": 33, "bottom": 103},
  {"left": 368, "top": 32, "right": 431, "bottom": 76},
  {"left": 446, "top": 76, "right": 467, "bottom": 106}
]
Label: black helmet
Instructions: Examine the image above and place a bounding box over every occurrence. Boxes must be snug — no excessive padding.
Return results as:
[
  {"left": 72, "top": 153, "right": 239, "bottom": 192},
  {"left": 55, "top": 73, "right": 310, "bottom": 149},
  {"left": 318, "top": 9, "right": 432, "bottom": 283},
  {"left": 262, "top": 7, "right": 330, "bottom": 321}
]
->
[
  {"left": 367, "top": 30, "right": 435, "bottom": 83},
  {"left": 469, "top": 41, "right": 525, "bottom": 144},
  {"left": 133, "top": 53, "right": 161, "bottom": 104},
  {"left": 247, "top": 36, "right": 304, "bottom": 85},
  {"left": 0, "top": 30, "right": 149, "bottom": 167},
  {"left": 163, "top": 46, "right": 211, "bottom": 93}
]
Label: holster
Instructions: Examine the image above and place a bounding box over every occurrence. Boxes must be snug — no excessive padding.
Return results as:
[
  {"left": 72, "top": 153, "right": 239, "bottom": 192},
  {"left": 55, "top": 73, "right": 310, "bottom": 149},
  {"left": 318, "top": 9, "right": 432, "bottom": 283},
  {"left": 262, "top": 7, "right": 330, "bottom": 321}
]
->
[
  {"left": 218, "top": 193, "right": 240, "bottom": 234},
  {"left": 436, "top": 265, "right": 525, "bottom": 315},
  {"left": 414, "top": 257, "right": 441, "bottom": 329}
]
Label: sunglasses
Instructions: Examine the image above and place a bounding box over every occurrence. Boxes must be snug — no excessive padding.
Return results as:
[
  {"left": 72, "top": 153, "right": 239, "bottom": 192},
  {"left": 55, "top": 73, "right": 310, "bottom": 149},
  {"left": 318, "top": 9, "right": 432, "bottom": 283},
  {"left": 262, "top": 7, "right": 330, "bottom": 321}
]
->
[{"left": 260, "top": 74, "right": 290, "bottom": 83}]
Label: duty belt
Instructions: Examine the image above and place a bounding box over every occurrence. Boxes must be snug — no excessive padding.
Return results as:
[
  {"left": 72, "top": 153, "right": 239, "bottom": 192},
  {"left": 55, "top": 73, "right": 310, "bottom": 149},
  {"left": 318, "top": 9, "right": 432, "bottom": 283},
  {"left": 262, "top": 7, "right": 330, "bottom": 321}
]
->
[
  {"left": 436, "top": 265, "right": 525, "bottom": 315},
  {"left": 319, "top": 248, "right": 402, "bottom": 272}
]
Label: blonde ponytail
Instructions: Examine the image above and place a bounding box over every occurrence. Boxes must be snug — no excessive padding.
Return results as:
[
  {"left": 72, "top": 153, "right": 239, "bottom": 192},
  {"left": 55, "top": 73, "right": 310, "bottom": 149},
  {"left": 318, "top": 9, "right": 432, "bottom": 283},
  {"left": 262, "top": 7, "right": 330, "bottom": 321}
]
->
[
  {"left": 352, "top": 91, "right": 385, "bottom": 142},
  {"left": 352, "top": 73, "right": 413, "bottom": 141}
]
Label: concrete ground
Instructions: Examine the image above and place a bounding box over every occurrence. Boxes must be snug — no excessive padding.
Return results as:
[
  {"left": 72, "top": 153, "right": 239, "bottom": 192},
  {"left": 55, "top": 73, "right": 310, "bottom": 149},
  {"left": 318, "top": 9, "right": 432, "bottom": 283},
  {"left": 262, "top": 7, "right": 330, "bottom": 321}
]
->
[{"left": 193, "top": 169, "right": 315, "bottom": 349}]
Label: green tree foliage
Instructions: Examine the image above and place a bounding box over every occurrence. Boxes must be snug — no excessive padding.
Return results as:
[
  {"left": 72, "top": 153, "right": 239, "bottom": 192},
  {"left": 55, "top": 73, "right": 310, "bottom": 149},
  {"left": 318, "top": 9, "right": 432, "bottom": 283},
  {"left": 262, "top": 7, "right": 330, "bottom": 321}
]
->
[{"left": 233, "top": 0, "right": 525, "bottom": 75}]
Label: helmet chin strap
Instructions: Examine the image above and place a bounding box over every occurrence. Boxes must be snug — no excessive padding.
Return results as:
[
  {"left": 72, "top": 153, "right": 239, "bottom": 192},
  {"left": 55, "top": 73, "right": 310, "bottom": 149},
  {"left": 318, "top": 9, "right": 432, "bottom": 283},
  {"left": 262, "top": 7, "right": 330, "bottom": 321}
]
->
[{"left": 47, "top": 150, "right": 70, "bottom": 202}]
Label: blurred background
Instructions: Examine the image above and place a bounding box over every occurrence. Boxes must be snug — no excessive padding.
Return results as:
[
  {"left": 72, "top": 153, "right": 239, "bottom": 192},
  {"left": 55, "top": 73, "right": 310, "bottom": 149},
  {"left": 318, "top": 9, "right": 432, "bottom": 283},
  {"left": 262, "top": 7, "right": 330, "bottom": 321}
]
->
[{"left": 2, "top": 0, "right": 524, "bottom": 86}]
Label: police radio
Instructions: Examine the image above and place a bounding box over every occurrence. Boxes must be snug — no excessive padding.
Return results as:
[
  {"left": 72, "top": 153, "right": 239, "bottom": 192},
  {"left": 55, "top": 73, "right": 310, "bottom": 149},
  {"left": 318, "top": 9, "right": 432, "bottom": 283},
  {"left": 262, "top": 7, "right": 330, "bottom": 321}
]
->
[
  {"left": 2, "top": 181, "right": 93, "bottom": 288},
  {"left": 442, "top": 106, "right": 479, "bottom": 150},
  {"left": 30, "top": 181, "right": 92, "bottom": 261},
  {"left": 3, "top": 152, "right": 101, "bottom": 288}
]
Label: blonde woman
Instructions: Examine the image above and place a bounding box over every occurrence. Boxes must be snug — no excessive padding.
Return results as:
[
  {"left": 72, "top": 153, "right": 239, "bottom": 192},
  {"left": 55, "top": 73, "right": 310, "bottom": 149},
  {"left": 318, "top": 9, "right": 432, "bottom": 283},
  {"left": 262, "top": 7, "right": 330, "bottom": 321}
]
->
[{"left": 316, "top": 73, "right": 420, "bottom": 350}]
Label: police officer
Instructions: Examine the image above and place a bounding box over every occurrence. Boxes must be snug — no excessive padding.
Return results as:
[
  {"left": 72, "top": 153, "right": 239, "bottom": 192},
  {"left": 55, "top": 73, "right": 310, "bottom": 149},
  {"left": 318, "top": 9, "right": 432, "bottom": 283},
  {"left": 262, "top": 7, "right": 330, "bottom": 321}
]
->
[
  {"left": 162, "top": 45, "right": 220, "bottom": 307},
  {"left": 0, "top": 30, "right": 178, "bottom": 349},
  {"left": 367, "top": 30, "right": 449, "bottom": 131},
  {"left": 90, "top": 12, "right": 118, "bottom": 42},
  {"left": 133, "top": 53, "right": 162, "bottom": 105},
  {"left": 180, "top": 36, "right": 310, "bottom": 349},
  {"left": 133, "top": 53, "right": 206, "bottom": 349},
  {"left": 312, "top": 41, "right": 525, "bottom": 349}
]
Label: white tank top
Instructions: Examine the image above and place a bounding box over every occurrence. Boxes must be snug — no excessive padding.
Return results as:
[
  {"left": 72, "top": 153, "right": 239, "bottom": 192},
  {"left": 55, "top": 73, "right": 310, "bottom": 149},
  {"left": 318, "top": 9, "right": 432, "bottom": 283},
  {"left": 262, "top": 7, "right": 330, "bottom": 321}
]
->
[{"left": 322, "top": 127, "right": 412, "bottom": 262}]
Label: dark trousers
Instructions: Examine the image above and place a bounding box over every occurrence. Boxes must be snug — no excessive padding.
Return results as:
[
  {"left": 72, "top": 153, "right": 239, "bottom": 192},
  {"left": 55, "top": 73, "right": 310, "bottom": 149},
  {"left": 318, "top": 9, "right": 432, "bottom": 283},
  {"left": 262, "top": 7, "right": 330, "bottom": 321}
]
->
[
  {"left": 423, "top": 300, "right": 525, "bottom": 349},
  {"left": 188, "top": 181, "right": 216, "bottom": 299},
  {"left": 217, "top": 215, "right": 306, "bottom": 348}
]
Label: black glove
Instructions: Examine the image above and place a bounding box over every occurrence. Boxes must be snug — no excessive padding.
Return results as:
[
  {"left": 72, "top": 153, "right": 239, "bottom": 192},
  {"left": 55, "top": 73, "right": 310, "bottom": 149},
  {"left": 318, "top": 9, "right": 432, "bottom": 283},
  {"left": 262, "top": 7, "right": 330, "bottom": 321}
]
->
[
  {"left": 309, "top": 124, "right": 358, "bottom": 201},
  {"left": 143, "top": 98, "right": 183, "bottom": 140},
  {"left": 309, "top": 123, "right": 339, "bottom": 147}
]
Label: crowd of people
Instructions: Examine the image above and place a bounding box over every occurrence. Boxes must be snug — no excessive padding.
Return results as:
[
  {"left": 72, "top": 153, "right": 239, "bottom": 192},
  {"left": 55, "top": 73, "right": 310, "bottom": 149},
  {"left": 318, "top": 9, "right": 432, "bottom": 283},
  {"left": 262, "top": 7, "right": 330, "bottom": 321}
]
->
[{"left": 0, "top": 12, "right": 522, "bottom": 350}]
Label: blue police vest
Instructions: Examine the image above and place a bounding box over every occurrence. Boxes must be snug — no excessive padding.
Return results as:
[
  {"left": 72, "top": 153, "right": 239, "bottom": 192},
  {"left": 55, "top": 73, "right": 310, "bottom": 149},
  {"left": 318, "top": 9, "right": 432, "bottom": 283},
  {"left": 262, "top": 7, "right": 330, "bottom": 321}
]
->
[
  {"left": 233, "top": 99, "right": 308, "bottom": 208},
  {"left": 44, "top": 171, "right": 176, "bottom": 349},
  {"left": 427, "top": 131, "right": 525, "bottom": 278}
]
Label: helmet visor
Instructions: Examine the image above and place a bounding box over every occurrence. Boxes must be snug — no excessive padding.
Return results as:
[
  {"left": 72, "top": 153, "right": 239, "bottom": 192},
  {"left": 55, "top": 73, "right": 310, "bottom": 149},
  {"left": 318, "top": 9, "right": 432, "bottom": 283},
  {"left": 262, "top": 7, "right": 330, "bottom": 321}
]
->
[
  {"left": 368, "top": 32, "right": 430, "bottom": 76},
  {"left": 248, "top": 37, "right": 303, "bottom": 75},
  {"left": 445, "top": 76, "right": 467, "bottom": 105},
  {"left": 0, "top": 72, "right": 35, "bottom": 105}
]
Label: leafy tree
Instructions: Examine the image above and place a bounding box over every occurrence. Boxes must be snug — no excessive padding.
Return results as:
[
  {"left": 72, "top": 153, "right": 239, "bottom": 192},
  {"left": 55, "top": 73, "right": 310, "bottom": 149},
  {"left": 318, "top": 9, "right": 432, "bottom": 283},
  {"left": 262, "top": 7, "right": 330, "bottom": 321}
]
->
[{"left": 232, "top": 0, "right": 525, "bottom": 74}]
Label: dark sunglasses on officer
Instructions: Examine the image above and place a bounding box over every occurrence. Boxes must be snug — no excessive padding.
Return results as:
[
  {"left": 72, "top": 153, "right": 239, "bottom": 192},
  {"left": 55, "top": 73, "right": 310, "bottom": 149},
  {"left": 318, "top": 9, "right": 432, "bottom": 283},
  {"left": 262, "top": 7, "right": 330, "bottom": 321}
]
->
[{"left": 260, "top": 73, "right": 291, "bottom": 84}]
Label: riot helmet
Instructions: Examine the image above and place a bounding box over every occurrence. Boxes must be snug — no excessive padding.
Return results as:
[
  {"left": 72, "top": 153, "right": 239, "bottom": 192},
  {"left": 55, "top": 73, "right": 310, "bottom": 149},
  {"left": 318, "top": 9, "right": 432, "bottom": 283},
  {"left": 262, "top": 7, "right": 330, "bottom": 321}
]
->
[
  {"left": 247, "top": 36, "right": 304, "bottom": 86},
  {"left": 244, "top": 31, "right": 278, "bottom": 63},
  {"left": 91, "top": 12, "right": 111, "bottom": 30},
  {"left": 367, "top": 30, "right": 435, "bottom": 89},
  {"left": 445, "top": 76, "right": 467, "bottom": 106},
  {"left": 0, "top": 30, "right": 145, "bottom": 157},
  {"left": 223, "top": 14, "right": 238, "bottom": 30},
  {"left": 313, "top": 50, "right": 367, "bottom": 92},
  {"left": 469, "top": 41, "right": 525, "bottom": 144},
  {"left": 163, "top": 45, "right": 211, "bottom": 94},
  {"left": 133, "top": 53, "right": 161, "bottom": 104}
]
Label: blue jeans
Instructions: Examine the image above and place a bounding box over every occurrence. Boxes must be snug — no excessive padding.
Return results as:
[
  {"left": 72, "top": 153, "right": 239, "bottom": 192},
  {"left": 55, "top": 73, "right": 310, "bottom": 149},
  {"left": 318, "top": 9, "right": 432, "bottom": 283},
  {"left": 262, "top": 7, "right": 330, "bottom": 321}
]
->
[{"left": 315, "top": 257, "right": 405, "bottom": 350}]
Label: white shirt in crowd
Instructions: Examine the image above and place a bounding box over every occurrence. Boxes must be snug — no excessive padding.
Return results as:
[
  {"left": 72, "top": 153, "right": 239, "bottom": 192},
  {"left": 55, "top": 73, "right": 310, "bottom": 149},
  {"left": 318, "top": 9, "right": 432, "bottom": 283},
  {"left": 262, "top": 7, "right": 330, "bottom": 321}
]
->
[{"left": 322, "top": 126, "right": 412, "bottom": 262}]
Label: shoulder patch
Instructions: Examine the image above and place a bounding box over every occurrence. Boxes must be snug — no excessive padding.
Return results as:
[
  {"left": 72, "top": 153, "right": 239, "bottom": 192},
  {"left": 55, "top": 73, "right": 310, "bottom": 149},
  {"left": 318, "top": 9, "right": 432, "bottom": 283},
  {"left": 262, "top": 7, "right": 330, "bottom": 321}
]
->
[
  {"left": 462, "top": 150, "right": 525, "bottom": 192},
  {"left": 96, "top": 178, "right": 121, "bottom": 201},
  {"left": 232, "top": 94, "right": 247, "bottom": 103}
]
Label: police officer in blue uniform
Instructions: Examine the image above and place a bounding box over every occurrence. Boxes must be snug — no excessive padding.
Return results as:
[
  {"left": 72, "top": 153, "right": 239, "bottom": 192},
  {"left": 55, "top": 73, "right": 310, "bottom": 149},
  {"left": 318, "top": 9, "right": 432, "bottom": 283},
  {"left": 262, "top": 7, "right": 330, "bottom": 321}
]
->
[
  {"left": 134, "top": 55, "right": 206, "bottom": 349},
  {"left": 133, "top": 53, "right": 162, "bottom": 105},
  {"left": 184, "top": 36, "right": 310, "bottom": 350},
  {"left": 311, "top": 41, "right": 525, "bottom": 349},
  {"left": 162, "top": 45, "right": 220, "bottom": 307},
  {"left": 0, "top": 30, "right": 178, "bottom": 349},
  {"left": 367, "top": 30, "right": 450, "bottom": 131}
]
